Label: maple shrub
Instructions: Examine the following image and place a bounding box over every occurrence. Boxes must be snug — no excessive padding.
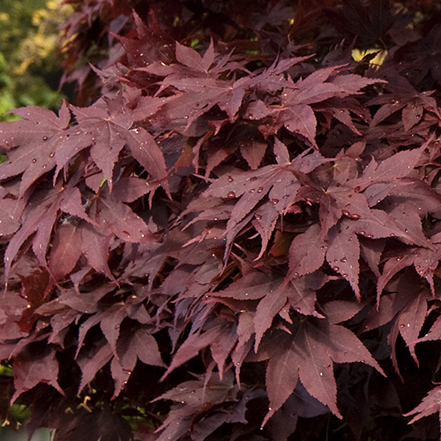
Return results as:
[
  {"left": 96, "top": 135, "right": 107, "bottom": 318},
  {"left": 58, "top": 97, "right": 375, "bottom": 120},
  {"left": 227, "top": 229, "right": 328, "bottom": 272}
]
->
[{"left": 3, "top": 0, "right": 441, "bottom": 440}]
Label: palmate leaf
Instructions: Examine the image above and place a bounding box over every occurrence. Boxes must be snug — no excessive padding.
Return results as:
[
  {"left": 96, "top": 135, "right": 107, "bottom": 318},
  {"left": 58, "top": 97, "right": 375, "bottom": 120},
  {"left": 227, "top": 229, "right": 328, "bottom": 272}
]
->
[
  {"left": 88, "top": 190, "right": 154, "bottom": 244},
  {"left": 3, "top": 182, "right": 93, "bottom": 279},
  {"left": 161, "top": 318, "right": 238, "bottom": 381},
  {"left": 262, "top": 316, "right": 384, "bottom": 426},
  {"left": 11, "top": 345, "right": 64, "bottom": 405},
  {"left": 271, "top": 67, "right": 383, "bottom": 147},
  {"left": 153, "top": 372, "right": 253, "bottom": 441},
  {"left": 53, "top": 95, "right": 169, "bottom": 194},
  {"left": 286, "top": 223, "right": 327, "bottom": 280},
  {"left": 48, "top": 221, "right": 82, "bottom": 280},
  {"left": 404, "top": 385, "right": 441, "bottom": 427},
  {"left": 0, "top": 102, "right": 70, "bottom": 196}
]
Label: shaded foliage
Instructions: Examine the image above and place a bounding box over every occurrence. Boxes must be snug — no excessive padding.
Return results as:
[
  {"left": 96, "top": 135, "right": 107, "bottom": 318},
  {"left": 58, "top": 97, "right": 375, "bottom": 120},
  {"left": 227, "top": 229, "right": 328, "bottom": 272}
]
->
[{"left": 2, "top": 0, "right": 441, "bottom": 440}]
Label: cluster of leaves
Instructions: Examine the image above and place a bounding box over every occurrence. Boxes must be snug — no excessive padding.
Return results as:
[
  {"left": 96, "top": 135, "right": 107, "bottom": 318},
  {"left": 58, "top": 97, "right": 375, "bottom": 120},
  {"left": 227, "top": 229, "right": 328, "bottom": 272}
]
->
[{"left": 3, "top": 0, "right": 441, "bottom": 440}]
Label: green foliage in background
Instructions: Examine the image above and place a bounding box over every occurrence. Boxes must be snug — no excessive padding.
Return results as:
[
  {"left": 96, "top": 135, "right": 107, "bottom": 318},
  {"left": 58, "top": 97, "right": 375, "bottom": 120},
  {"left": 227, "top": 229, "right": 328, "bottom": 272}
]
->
[{"left": 0, "top": 0, "right": 73, "bottom": 121}]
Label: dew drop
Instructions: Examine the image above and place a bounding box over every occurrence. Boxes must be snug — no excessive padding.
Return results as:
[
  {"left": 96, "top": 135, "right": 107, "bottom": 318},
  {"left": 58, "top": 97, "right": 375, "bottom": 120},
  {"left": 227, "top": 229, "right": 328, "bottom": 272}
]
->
[
  {"left": 342, "top": 210, "right": 350, "bottom": 217},
  {"left": 333, "top": 266, "right": 340, "bottom": 272},
  {"left": 43, "top": 136, "right": 48, "bottom": 141},
  {"left": 49, "top": 152, "right": 55, "bottom": 158},
  {"left": 249, "top": 176, "right": 258, "bottom": 181},
  {"left": 366, "top": 234, "right": 374, "bottom": 239},
  {"left": 228, "top": 175, "right": 234, "bottom": 182},
  {"left": 249, "top": 189, "right": 255, "bottom": 193},
  {"left": 340, "top": 257, "right": 347, "bottom": 263},
  {"left": 350, "top": 213, "right": 360, "bottom": 220},
  {"left": 342, "top": 273, "right": 348, "bottom": 277},
  {"left": 293, "top": 272, "right": 299, "bottom": 278},
  {"left": 255, "top": 213, "right": 262, "bottom": 220},
  {"left": 272, "top": 199, "right": 279, "bottom": 205},
  {"left": 227, "top": 191, "right": 236, "bottom": 199},
  {"left": 257, "top": 187, "right": 263, "bottom": 193},
  {"left": 32, "top": 158, "right": 37, "bottom": 163},
  {"left": 358, "top": 231, "right": 366, "bottom": 236}
]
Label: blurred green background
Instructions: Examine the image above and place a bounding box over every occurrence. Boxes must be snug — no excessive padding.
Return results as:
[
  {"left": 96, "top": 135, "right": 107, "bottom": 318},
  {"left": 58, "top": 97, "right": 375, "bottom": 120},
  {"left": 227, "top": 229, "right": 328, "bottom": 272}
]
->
[{"left": 0, "top": 0, "right": 73, "bottom": 121}]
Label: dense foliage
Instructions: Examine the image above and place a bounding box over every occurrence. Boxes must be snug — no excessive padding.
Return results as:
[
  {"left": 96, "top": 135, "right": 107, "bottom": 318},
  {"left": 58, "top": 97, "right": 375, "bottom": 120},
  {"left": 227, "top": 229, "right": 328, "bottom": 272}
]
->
[{"left": 2, "top": 0, "right": 441, "bottom": 439}]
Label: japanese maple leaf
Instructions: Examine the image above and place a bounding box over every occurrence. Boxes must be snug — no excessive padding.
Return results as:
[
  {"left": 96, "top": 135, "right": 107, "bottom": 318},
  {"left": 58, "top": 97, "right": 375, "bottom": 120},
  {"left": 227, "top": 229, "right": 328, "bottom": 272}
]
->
[
  {"left": 11, "top": 345, "right": 64, "bottom": 404},
  {"left": 0, "top": 102, "right": 70, "bottom": 196},
  {"left": 261, "top": 315, "right": 384, "bottom": 426},
  {"left": 403, "top": 385, "right": 441, "bottom": 431},
  {"left": 268, "top": 67, "right": 382, "bottom": 147},
  {"left": 161, "top": 318, "right": 238, "bottom": 381},
  {"left": 48, "top": 221, "right": 83, "bottom": 280},
  {"left": 140, "top": 44, "right": 308, "bottom": 132},
  {"left": 196, "top": 145, "right": 329, "bottom": 260},
  {"left": 54, "top": 95, "right": 169, "bottom": 193},
  {"left": 216, "top": 270, "right": 324, "bottom": 350},
  {"left": 87, "top": 189, "right": 154, "bottom": 244},
  {"left": 153, "top": 372, "right": 254, "bottom": 441},
  {"left": 0, "top": 183, "right": 23, "bottom": 237},
  {"left": 363, "top": 273, "right": 430, "bottom": 377},
  {"left": 77, "top": 338, "right": 114, "bottom": 393},
  {"left": 4, "top": 182, "right": 94, "bottom": 279},
  {"left": 368, "top": 74, "right": 441, "bottom": 128}
]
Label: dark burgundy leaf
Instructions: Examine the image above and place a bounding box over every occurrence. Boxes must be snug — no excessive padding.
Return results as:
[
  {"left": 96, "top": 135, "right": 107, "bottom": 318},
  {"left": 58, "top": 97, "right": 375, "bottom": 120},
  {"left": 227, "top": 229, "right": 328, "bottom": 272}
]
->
[
  {"left": 11, "top": 346, "right": 64, "bottom": 404},
  {"left": 0, "top": 102, "right": 70, "bottom": 196},
  {"left": 79, "top": 223, "right": 115, "bottom": 281},
  {"left": 286, "top": 223, "right": 326, "bottom": 281},
  {"left": 48, "top": 222, "right": 82, "bottom": 280},
  {"left": 403, "top": 385, "right": 441, "bottom": 425},
  {"left": 77, "top": 339, "right": 113, "bottom": 393},
  {"left": 263, "top": 316, "right": 383, "bottom": 426},
  {"left": 326, "top": 221, "right": 360, "bottom": 299}
]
